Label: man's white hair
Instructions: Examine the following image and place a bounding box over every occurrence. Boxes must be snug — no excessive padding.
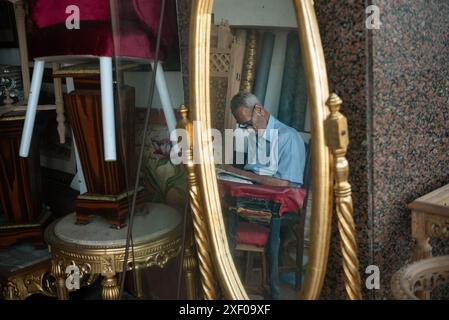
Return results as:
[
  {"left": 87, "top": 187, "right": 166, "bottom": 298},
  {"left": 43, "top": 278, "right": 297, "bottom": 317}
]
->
[{"left": 230, "top": 91, "right": 261, "bottom": 113}]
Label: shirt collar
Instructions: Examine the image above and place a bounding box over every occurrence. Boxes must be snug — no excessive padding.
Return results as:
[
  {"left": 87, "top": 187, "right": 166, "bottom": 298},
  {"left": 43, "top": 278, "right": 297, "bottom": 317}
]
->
[{"left": 262, "top": 115, "right": 276, "bottom": 141}]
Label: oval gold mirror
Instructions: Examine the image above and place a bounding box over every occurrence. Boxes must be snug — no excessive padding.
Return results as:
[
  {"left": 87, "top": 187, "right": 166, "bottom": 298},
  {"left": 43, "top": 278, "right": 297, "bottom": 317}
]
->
[{"left": 184, "top": 0, "right": 362, "bottom": 300}]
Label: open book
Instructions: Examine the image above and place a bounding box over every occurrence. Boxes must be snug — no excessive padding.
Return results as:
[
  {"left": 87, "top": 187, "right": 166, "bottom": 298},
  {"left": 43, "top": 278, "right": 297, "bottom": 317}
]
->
[{"left": 215, "top": 167, "right": 254, "bottom": 184}]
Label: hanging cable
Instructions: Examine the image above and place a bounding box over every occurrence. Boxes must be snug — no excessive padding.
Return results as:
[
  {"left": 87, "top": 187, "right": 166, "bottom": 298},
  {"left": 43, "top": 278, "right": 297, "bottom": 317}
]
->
[
  {"left": 118, "top": 0, "right": 167, "bottom": 300},
  {"left": 109, "top": 0, "right": 137, "bottom": 300}
]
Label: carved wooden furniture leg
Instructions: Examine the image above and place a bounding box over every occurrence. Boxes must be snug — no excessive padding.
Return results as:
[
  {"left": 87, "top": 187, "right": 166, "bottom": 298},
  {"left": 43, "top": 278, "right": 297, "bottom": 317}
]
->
[
  {"left": 3, "top": 282, "right": 19, "bottom": 300},
  {"left": 52, "top": 63, "right": 66, "bottom": 144},
  {"left": 132, "top": 268, "right": 144, "bottom": 299},
  {"left": 411, "top": 211, "right": 433, "bottom": 261},
  {"left": 11, "top": 0, "right": 30, "bottom": 101},
  {"left": 412, "top": 235, "right": 432, "bottom": 263},
  {"left": 411, "top": 210, "right": 432, "bottom": 300},
  {"left": 51, "top": 260, "right": 69, "bottom": 300},
  {"left": 183, "top": 234, "right": 198, "bottom": 300},
  {"left": 102, "top": 273, "right": 120, "bottom": 300}
]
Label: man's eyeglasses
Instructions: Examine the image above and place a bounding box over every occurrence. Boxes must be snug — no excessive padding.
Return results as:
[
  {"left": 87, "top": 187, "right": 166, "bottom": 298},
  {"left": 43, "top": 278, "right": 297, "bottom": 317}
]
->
[{"left": 237, "top": 105, "right": 256, "bottom": 129}]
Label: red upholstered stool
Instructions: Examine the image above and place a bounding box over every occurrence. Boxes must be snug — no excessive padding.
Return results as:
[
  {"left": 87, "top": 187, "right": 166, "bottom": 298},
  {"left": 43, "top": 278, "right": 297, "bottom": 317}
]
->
[
  {"left": 219, "top": 140, "right": 312, "bottom": 299},
  {"left": 237, "top": 222, "right": 270, "bottom": 247},
  {"left": 219, "top": 181, "right": 308, "bottom": 299},
  {"left": 19, "top": 0, "right": 176, "bottom": 162},
  {"left": 235, "top": 221, "right": 270, "bottom": 296}
]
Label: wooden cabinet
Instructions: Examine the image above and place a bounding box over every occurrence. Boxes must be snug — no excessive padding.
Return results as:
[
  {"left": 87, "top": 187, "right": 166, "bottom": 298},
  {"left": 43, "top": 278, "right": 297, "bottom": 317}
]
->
[{"left": 0, "top": 113, "right": 50, "bottom": 248}]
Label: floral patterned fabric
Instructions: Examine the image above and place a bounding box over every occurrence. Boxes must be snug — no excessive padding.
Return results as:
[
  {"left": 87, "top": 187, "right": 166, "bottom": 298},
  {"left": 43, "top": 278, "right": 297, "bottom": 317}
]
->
[{"left": 136, "top": 108, "right": 186, "bottom": 208}]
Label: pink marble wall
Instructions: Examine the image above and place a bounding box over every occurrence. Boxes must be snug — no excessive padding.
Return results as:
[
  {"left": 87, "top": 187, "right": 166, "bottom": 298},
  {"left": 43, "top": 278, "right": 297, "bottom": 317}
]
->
[
  {"left": 317, "top": 0, "right": 449, "bottom": 299},
  {"left": 314, "top": 0, "right": 371, "bottom": 300},
  {"left": 370, "top": 0, "right": 449, "bottom": 299}
]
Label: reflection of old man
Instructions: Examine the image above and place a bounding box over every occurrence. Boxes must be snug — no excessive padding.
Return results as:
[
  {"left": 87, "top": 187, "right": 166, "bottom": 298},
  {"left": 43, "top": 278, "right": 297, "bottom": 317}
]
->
[{"left": 224, "top": 91, "right": 306, "bottom": 187}]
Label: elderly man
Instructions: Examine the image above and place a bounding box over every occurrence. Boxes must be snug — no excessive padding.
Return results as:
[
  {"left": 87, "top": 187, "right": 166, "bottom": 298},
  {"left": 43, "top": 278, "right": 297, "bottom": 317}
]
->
[
  {"left": 223, "top": 91, "right": 307, "bottom": 300},
  {"left": 224, "top": 91, "right": 305, "bottom": 187}
]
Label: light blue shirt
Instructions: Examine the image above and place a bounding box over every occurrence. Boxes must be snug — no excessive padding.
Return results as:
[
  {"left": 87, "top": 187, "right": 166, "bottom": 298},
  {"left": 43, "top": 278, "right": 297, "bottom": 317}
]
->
[{"left": 244, "top": 116, "right": 306, "bottom": 186}]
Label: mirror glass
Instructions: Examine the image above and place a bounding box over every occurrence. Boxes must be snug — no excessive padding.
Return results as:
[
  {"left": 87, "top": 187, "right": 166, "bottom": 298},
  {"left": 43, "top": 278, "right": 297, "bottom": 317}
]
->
[
  {"left": 109, "top": 0, "right": 188, "bottom": 299},
  {"left": 209, "top": 0, "right": 312, "bottom": 300}
]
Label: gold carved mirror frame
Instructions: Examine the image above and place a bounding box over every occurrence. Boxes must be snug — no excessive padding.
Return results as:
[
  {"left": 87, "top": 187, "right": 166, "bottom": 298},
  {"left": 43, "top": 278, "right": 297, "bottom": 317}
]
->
[{"left": 185, "top": 0, "right": 362, "bottom": 299}]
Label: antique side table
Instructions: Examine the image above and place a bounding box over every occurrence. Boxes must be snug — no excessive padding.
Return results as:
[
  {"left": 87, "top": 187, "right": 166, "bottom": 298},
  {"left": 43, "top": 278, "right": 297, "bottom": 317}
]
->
[
  {"left": 408, "top": 183, "right": 449, "bottom": 299},
  {"left": 45, "top": 202, "right": 188, "bottom": 300},
  {"left": 409, "top": 183, "right": 449, "bottom": 262},
  {"left": 0, "top": 243, "right": 55, "bottom": 300}
]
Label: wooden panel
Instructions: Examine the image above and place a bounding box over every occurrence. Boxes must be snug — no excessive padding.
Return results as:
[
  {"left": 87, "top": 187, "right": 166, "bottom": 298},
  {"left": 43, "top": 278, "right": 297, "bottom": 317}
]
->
[
  {"left": 64, "top": 86, "right": 136, "bottom": 195},
  {"left": 0, "top": 117, "right": 40, "bottom": 225},
  {"left": 64, "top": 82, "right": 142, "bottom": 227},
  {"left": 0, "top": 115, "right": 45, "bottom": 247},
  {"left": 210, "top": 21, "right": 238, "bottom": 137}
]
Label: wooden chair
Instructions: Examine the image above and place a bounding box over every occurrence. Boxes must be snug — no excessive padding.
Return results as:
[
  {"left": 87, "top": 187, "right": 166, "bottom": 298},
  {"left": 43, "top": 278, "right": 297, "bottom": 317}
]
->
[{"left": 222, "top": 140, "right": 312, "bottom": 298}]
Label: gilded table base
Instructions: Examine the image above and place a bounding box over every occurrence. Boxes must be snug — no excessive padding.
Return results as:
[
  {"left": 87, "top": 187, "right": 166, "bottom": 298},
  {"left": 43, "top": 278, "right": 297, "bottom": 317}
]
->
[
  {"left": 45, "top": 214, "right": 185, "bottom": 300},
  {"left": 0, "top": 259, "right": 55, "bottom": 300}
]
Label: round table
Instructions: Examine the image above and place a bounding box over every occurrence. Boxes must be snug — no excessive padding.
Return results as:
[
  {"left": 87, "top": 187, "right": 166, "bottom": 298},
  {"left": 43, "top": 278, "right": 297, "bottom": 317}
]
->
[{"left": 45, "top": 202, "right": 186, "bottom": 300}]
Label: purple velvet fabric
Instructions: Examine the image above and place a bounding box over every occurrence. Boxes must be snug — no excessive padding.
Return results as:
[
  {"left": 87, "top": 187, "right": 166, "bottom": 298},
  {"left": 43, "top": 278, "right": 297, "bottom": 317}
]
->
[
  {"left": 28, "top": 0, "right": 172, "bottom": 60},
  {"left": 30, "top": 0, "right": 110, "bottom": 29},
  {"left": 29, "top": 21, "right": 155, "bottom": 59}
]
